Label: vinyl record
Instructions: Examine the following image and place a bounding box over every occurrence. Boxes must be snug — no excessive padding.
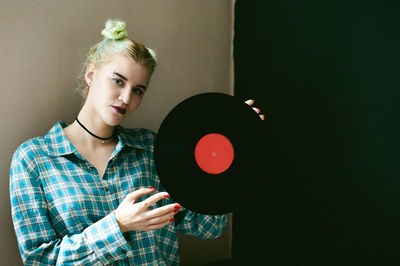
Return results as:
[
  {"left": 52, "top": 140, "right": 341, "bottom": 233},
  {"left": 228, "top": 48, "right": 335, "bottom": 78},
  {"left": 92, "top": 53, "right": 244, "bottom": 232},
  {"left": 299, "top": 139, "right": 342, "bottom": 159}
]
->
[{"left": 154, "top": 92, "right": 264, "bottom": 214}]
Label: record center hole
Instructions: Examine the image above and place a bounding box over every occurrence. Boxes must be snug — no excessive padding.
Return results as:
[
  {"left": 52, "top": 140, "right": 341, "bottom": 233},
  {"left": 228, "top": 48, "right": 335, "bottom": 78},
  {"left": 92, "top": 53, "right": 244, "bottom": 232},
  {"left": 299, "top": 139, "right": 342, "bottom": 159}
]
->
[{"left": 194, "top": 133, "right": 234, "bottom": 174}]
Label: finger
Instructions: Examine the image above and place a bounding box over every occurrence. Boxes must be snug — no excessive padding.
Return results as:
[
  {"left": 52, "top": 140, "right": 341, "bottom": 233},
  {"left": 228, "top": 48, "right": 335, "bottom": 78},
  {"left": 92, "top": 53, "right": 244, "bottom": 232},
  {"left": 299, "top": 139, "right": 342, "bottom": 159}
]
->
[
  {"left": 147, "top": 211, "right": 175, "bottom": 225},
  {"left": 144, "top": 218, "right": 175, "bottom": 231},
  {"left": 146, "top": 203, "right": 181, "bottom": 218},
  {"left": 259, "top": 114, "right": 265, "bottom": 120},
  {"left": 245, "top": 99, "right": 255, "bottom": 106},
  {"left": 141, "top": 192, "right": 171, "bottom": 209},
  {"left": 252, "top": 107, "right": 261, "bottom": 114},
  {"left": 124, "top": 187, "right": 155, "bottom": 203}
]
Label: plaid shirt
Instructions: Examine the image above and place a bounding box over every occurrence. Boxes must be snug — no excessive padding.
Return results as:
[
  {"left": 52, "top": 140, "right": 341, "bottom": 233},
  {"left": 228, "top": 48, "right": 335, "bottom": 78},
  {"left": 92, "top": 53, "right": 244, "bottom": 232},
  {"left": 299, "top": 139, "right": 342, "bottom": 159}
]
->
[{"left": 10, "top": 121, "right": 227, "bottom": 265}]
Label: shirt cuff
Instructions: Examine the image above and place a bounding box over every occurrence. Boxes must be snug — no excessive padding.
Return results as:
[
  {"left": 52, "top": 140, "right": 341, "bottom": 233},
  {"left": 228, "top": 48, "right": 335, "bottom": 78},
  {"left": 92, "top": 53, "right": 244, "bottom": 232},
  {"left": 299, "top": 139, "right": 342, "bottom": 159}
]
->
[{"left": 83, "top": 212, "right": 133, "bottom": 264}]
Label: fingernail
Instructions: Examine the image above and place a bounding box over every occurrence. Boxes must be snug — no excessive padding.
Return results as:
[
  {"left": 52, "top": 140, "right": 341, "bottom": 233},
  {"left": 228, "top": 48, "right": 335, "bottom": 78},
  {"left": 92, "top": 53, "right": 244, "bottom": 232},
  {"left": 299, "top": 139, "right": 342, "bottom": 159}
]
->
[
  {"left": 174, "top": 209, "right": 179, "bottom": 213},
  {"left": 174, "top": 204, "right": 180, "bottom": 209},
  {"left": 149, "top": 187, "right": 155, "bottom": 190},
  {"left": 170, "top": 218, "right": 175, "bottom": 222},
  {"left": 164, "top": 194, "right": 170, "bottom": 198}
]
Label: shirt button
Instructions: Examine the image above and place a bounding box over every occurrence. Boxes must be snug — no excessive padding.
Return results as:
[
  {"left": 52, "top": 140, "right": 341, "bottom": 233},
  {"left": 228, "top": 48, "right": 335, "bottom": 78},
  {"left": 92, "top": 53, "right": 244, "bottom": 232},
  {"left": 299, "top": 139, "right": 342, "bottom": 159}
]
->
[
  {"left": 121, "top": 249, "right": 127, "bottom": 254},
  {"left": 104, "top": 187, "right": 110, "bottom": 192},
  {"left": 106, "top": 255, "right": 112, "bottom": 261}
]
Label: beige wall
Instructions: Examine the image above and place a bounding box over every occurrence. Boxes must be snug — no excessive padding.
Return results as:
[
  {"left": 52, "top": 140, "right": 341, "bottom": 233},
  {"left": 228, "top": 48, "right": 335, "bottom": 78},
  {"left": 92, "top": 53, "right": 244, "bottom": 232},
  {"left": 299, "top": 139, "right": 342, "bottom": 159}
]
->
[{"left": 0, "top": 0, "right": 234, "bottom": 265}]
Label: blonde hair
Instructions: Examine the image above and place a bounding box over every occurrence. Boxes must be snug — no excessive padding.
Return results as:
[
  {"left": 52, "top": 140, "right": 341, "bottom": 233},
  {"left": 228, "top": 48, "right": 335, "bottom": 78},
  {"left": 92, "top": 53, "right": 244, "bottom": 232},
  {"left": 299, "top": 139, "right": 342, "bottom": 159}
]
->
[{"left": 76, "top": 19, "right": 157, "bottom": 98}]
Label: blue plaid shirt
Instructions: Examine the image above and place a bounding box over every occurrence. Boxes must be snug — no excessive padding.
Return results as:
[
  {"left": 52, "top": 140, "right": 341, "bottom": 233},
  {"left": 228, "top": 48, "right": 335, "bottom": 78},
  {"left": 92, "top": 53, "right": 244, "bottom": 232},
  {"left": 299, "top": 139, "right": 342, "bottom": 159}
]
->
[{"left": 10, "top": 121, "right": 227, "bottom": 265}]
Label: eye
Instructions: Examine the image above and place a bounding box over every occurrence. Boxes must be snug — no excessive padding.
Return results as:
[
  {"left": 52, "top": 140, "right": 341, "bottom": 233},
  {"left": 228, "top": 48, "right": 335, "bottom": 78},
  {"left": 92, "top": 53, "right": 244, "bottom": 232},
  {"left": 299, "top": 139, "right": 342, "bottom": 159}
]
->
[
  {"left": 133, "top": 88, "right": 144, "bottom": 95},
  {"left": 113, "top": 78, "right": 123, "bottom": 86}
]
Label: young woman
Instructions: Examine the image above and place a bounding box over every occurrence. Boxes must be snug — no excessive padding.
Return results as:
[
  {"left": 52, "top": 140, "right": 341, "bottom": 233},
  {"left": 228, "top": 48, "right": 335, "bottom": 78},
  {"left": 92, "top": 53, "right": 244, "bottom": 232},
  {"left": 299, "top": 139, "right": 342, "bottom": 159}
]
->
[{"left": 10, "top": 19, "right": 264, "bottom": 265}]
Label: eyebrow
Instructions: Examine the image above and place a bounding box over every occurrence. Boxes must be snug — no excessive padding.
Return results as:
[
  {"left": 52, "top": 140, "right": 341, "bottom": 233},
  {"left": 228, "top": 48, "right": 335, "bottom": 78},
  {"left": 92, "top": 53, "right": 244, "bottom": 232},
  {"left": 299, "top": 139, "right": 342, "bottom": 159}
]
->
[{"left": 112, "top": 72, "right": 147, "bottom": 90}]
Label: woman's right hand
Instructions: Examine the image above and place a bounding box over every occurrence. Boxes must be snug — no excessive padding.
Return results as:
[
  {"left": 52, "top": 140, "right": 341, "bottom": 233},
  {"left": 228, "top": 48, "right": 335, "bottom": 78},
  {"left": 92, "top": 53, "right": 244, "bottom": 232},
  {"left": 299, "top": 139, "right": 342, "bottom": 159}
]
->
[{"left": 114, "top": 187, "right": 180, "bottom": 233}]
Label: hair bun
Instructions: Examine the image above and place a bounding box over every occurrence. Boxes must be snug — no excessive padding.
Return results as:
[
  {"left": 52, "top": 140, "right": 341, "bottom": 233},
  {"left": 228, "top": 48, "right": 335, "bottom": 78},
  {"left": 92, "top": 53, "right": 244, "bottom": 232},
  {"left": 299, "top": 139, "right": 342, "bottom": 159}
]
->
[{"left": 101, "top": 19, "right": 128, "bottom": 40}]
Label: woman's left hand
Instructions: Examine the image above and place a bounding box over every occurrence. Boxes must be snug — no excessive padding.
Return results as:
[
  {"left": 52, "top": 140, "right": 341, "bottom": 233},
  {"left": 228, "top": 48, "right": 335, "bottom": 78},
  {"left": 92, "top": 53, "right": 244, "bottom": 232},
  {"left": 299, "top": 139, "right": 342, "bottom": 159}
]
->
[{"left": 245, "top": 99, "right": 265, "bottom": 120}]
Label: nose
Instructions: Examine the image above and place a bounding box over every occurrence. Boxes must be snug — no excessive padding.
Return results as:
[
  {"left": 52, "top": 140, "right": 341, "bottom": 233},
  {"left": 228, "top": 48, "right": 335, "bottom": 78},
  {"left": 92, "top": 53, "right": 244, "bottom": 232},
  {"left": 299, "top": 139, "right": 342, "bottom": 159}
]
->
[{"left": 119, "top": 88, "right": 131, "bottom": 104}]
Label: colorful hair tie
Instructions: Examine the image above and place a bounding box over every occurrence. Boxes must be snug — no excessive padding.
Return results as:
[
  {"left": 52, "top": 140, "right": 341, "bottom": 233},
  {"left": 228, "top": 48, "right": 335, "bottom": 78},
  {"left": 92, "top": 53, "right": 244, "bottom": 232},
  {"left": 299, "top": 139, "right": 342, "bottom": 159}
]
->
[{"left": 101, "top": 20, "right": 128, "bottom": 40}]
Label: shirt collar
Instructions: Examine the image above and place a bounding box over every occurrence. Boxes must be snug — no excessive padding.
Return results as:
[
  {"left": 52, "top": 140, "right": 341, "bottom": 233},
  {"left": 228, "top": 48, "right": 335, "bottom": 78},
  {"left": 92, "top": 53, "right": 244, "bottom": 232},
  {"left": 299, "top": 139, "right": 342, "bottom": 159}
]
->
[
  {"left": 115, "top": 125, "right": 149, "bottom": 150},
  {"left": 44, "top": 121, "right": 75, "bottom": 156},
  {"left": 45, "top": 121, "right": 150, "bottom": 157}
]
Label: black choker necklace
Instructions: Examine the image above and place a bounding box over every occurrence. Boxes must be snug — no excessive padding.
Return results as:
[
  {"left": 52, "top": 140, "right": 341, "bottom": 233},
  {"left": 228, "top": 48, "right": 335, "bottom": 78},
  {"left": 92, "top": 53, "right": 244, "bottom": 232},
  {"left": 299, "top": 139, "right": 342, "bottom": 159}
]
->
[{"left": 75, "top": 117, "right": 114, "bottom": 144}]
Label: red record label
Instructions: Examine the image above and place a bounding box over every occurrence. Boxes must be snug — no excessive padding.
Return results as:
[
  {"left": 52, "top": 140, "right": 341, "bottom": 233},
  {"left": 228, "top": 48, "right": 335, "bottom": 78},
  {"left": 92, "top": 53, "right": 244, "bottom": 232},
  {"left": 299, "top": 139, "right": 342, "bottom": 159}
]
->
[{"left": 194, "top": 133, "right": 234, "bottom": 174}]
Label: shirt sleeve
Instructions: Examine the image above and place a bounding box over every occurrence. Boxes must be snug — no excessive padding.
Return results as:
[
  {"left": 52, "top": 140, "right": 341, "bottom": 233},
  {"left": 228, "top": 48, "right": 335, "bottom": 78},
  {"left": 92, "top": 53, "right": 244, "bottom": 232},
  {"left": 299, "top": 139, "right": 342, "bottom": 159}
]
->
[
  {"left": 9, "top": 148, "right": 133, "bottom": 265},
  {"left": 175, "top": 207, "right": 227, "bottom": 239}
]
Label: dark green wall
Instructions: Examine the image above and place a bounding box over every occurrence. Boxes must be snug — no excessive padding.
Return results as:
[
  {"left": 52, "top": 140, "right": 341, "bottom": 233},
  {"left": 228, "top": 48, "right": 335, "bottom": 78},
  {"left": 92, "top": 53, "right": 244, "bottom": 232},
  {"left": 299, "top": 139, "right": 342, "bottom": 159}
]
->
[{"left": 233, "top": 1, "right": 400, "bottom": 265}]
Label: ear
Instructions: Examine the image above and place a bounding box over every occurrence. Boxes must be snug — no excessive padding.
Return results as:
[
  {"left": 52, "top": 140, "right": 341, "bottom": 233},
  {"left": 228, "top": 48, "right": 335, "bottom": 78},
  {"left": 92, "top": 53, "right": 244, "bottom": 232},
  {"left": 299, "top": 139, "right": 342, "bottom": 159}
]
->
[{"left": 85, "top": 63, "right": 95, "bottom": 86}]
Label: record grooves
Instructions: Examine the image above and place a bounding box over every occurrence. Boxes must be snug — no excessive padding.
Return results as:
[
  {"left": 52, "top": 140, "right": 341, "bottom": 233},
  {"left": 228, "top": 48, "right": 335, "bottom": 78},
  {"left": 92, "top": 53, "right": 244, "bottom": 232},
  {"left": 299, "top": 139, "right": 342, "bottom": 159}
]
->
[{"left": 154, "top": 93, "right": 264, "bottom": 214}]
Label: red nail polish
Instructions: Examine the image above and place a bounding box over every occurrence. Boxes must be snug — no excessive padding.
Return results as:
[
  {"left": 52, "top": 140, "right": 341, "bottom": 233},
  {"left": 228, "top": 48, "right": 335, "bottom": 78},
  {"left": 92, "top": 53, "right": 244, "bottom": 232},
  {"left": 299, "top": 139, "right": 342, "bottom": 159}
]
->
[
  {"left": 164, "top": 195, "right": 170, "bottom": 198},
  {"left": 170, "top": 218, "right": 175, "bottom": 222},
  {"left": 149, "top": 187, "right": 155, "bottom": 190},
  {"left": 174, "top": 209, "right": 179, "bottom": 213},
  {"left": 174, "top": 204, "right": 180, "bottom": 209}
]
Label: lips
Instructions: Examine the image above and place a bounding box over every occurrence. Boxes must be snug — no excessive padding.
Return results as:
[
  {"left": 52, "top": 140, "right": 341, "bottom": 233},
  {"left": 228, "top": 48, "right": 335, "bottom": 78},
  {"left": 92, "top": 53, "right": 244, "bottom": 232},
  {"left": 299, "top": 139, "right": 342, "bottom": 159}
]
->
[{"left": 112, "top": 106, "right": 127, "bottom": 115}]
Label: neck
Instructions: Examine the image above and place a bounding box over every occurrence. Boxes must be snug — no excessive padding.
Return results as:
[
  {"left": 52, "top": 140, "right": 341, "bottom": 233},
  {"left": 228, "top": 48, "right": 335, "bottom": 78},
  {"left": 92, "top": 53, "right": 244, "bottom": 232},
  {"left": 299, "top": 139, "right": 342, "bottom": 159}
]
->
[{"left": 70, "top": 102, "right": 116, "bottom": 147}]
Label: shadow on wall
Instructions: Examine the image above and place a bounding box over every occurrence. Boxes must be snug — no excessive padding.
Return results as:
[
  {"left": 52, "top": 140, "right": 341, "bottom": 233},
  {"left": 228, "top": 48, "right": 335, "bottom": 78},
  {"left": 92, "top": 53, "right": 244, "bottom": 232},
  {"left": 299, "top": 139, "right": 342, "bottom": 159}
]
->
[{"left": 233, "top": 0, "right": 400, "bottom": 265}]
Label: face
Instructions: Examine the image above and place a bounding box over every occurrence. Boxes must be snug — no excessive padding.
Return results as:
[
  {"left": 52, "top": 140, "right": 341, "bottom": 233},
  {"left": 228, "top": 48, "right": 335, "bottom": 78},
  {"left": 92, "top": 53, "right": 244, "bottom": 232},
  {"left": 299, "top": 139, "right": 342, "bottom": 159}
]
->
[{"left": 85, "top": 53, "right": 150, "bottom": 126}]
